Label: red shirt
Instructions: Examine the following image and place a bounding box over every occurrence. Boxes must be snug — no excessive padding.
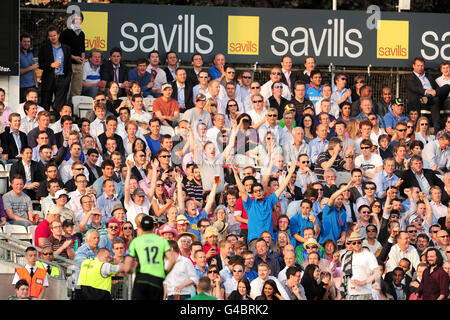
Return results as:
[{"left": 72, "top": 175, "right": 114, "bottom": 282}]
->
[
  {"left": 235, "top": 197, "right": 249, "bottom": 230},
  {"left": 34, "top": 219, "right": 52, "bottom": 248},
  {"left": 416, "top": 265, "right": 449, "bottom": 300}
]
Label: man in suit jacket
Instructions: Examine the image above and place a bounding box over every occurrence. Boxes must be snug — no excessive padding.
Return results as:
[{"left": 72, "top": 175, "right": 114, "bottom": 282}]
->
[
  {"left": 399, "top": 155, "right": 445, "bottom": 198},
  {"left": 84, "top": 148, "right": 103, "bottom": 186},
  {"left": 297, "top": 56, "right": 316, "bottom": 85},
  {"left": 99, "top": 47, "right": 130, "bottom": 97},
  {"left": 171, "top": 68, "right": 194, "bottom": 111},
  {"left": 280, "top": 55, "right": 298, "bottom": 94},
  {"left": 9, "top": 146, "right": 44, "bottom": 200},
  {"left": 38, "top": 26, "right": 72, "bottom": 114},
  {"left": 0, "top": 113, "right": 28, "bottom": 160},
  {"left": 405, "top": 57, "right": 441, "bottom": 131},
  {"left": 185, "top": 53, "right": 203, "bottom": 88},
  {"left": 164, "top": 51, "right": 178, "bottom": 83},
  {"left": 386, "top": 267, "right": 411, "bottom": 300}
]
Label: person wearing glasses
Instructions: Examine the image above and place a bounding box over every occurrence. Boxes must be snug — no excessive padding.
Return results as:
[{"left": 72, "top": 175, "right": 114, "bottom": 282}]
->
[
  {"left": 43, "top": 220, "right": 75, "bottom": 260},
  {"left": 386, "top": 231, "right": 420, "bottom": 278},
  {"left": 290, "top": 81, "right": 314, "bottom": 123},
  {"left": 238, "top": 70, "right": 253, "bottom": 104},
  {"left": 247, "top": 93, "right": 267, "bottom": 131},
  {"left": 332, "top": 72, "right": 352, "bottom": 106},
  {"left": 383, "top": 98, "right": 409, "bottom": 137},
  {"left": 243, "top": 81, "right": 264, "bottom": 113},
  {"left": 192, "top": 70, "right": 211, "bottom": 101},
  {"left": 267, "top": 81, "right": 290, "bottom": 120},
  {"left": 355, "top": 139, "right": 383, "bottom": 181},
  {"left": 261, "top": 66, "right": 291, "bottom": 102},
  {"left": 339, "top": 231, "right": 380, "bottom": 300},
  {"left": 98, "top": 219, "right": 122, "bottom": 258},
  {"left": 36, "top": 246, "right": 61, "bottom": 277},
  {"left": 223, "top": 260, "right": 246, "bottom": 299}
]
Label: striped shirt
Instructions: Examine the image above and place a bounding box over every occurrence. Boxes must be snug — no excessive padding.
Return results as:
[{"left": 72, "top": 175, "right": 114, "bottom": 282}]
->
[{"left": 186, "top": 179, "right": 203, "bottom": 203}]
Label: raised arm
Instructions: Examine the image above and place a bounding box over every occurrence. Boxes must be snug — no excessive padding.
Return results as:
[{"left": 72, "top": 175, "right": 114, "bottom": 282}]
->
[
  {"left": 275, "top": 161, "right": 297, "bottom": 199},
  {"left": 124, "top": 160, "right": 133, "bottom": 206},
  {"left": 232, "top": 164, "right": 248, "bottom": 203},
  {"left": 328, "top": 181, "right": 354, "bottom": 207},
  {"left": 174, "top": 171, "right": 185, "bottom": 213},
  {"left": 222, "top": 119, "right": 241, "bottom": 160},
  {"left": 203, "top": 181, "right": 218, "bottom": 215},
  {"left": 420, "top": 192, "right": 434, "bottom": 225}
]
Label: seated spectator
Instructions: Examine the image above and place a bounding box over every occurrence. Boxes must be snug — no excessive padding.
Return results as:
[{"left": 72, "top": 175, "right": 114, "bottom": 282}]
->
[
  {"left": 43, "top": 220, "right": 75, "bottom": 260},
  {"left": 19, "top": 101, "right": 38, "bottom": 135},
  {"left": 314, "top": 137, "right": 354, "bottom": 183},
  {"left": 127, "top": 58, "right": 153, "bottom": 97},
  {"left": 81, "top": 48, "right": 102, "bottom": 98},
  {"left": 129, "top": 94, "right": 152, "bottom": 135},
  {"left": 355, "top": 139, "right": 383, "bottom": 181},
  {"left": 0, "top": 113, "right": 28, "bottom": 160},
  {"left": 314, "top": 84, "right": 340, "bottom": 119},
  {"left": 182, "top": 93, "right": 213, "bottom": 129},
  {"left": 422, "top": 133, "right": 450, "bottom": 175},
  {"left": 3, "top": 176, "right": 34, "bottom": 227},
  {"left": 89, "top": 102, "right": 108, "bottom": 140}
]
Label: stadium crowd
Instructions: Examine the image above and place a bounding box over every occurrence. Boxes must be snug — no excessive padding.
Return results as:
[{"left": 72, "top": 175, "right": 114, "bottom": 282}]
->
[{"left": 5, "top": 14, "right": 450, "bottom": 300}]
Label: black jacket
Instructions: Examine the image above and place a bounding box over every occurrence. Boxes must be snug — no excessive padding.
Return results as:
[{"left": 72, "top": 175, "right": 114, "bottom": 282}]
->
[
  {"left": 405, "top": 72, "right": 438, "bottom": 110},
  {"left": 38, "top": 41, "right": 72, "bottom": 86},
  {"left": 171, "top": 81, "right": 194, "bottom": 110},
  {"left": 9, "top": 159, "right": 45, "bottom": 184},
  {"left": 387, "top": 281, "right": 411, "bottom": 300},
  {"left": 186, "top": 68, "right": 200, "bottom": 88},
  {"left": 398, "top": 169, "right": 445, "bottom": 198},
  {"left": 281, "top": 71, "right": 298, "bottom": 93},
  {"left": 131, "top": 166, "right": 146, "bottom": 182},
  {"left": 100, "top": 60, "right": 129, "bottom": 96},
  {"left": 84, "top": 163, "right": 102, "bottom": 186},
  {"left": 0, "top": 129, "right": 28, "bottom": 160},
  {"left": 164, "top": 67, "right": 175, "bottom": 83},
  {"left": 97, "top": 132, "right": 125, "bottom": 156}
]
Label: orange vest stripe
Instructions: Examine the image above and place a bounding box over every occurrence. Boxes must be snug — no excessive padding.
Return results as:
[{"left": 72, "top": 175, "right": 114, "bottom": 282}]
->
[{"left": 15, "top": 267, "right": 47, "bottom": 298}]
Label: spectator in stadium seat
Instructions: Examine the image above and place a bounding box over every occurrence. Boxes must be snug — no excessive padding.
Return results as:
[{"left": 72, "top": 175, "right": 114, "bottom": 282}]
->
[
  {"left": 81, "top": 48, "right": 102, "bottom": 98},
  {"left": 383, "top": 98, "right": 409, "bottom": 136},
  {"left": 128, "top": 58, "right": 153, "bottom": 98},
  {"left": 27, "top": 111, "right": 57, "bottom": 154},
  {"left": 163, "top": 51, "right": 178, "bottom": 83},
  {"left": 0, "top": 112, "right": 25, "bottom": 160},
  {"left": 356, "top": 97, "right": 385, "bottom": 129},
  {"left": 43, "top": 219, "right": 75, "bottom": 260},
  {"left": 146, "top": 50, "right": 167, "bottom": 97},
  {"left": 376, "top": 87, "right": 393, "bottom": 117},
  {"left": 17, "top": 88, "right": 45, "bottom": 120},
  {"left": 152, "top": 83, "right": 180, "bottom": 127},
  {"left": 35, "top": 204, "right": 61, "bottom": 248},
  {"left": 10, "top": 146, "right": 44, "bottom": 200},
  {"left": 208, "top": 53, "right": 226, "bottom": 81},
  {"left": 261, "top": 66, "right": 291, "bottom": 102},
  {"left": 297, "top": 56, "right": 316, "bottom": 85},
  {"left": 100, "top": 47, "right": 130, "bottom": 97},
  {"left": 171, "top": 67, "right": 194, "bottom": 111},
  {"left": 435, "top": 60, "right": 450, "bottom": 111},
  {"left": 19, "top": 101, "right": 38, "bottom": 135}
]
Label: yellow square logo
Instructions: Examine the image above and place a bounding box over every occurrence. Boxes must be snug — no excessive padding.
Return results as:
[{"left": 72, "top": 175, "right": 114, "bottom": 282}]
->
[
  {"left": 377, "top": 20, "right": 409, "bottom": 59},
  {"left": 228, "top": 16, "right": 259, "bottom": 55},
  {"left": 82, "top": 11, "right": 108, "bottom": 51}
]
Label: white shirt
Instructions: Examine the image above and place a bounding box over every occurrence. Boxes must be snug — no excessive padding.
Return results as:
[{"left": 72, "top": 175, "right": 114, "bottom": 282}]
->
[
  {"left": 59, "top": 159, "right": 90, "bottom": 184},
  {"left": 49, "top": 120, "right": 79, "bottom": 134},
  {"left": 21, "top": 160, "right": 32, "bottom": 185},
  {"left": 385, "top": 244, "right": 420, "bottom": 277},
  {"left": 124, "top": 198, "right": 150, "bottom": 229},
  {"left": 347, "top": 249, "right": 379, "bottom": 296},
  {"left": 370, "top": 128, "right": 387, "bottom": 147},
  {"left": 250, "top": 276, "right": 290, "bottom": 300},
  {"left": 145, "top": 66, "right": 167, "bottom": 91},
  {"left": 163, "top": 255, "right": 198, "bottom": 296},
  {"left": 224, "top": 277, "right": 239, "bottom": 294},
  {"left": 90, "top": 118, "right": 107, "bottom": 139},
  {"left": 435, "top": 75, "right": 450, "bottom": 97},
  {"left": 67, "top": 189, "right": 98, "bottom": 222},
  {"left": 19, "top": 116, "right": 38, "bottom": 135},
  {"left": 260, "top": 80, "right": 291, "bottom": 101},
  {"left": 17, "top": 103, "right": 45, "bottom": 120},
  {"left": 430, "top": 201, "right": 448, "bottom": 223},
  {"left": 248, "top": 108, "right": 267, "bottom": 126},
  {"left": 314, "top": 99, "right": 340, "bottom": 119},
  {"left": 355, "top": 153, "right": 383, "bottom": 178}
]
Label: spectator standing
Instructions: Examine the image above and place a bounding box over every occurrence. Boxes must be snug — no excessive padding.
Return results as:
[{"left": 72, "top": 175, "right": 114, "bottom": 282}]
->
[{"left": 19, "top": 33, "right": 38, "bottom": 102}]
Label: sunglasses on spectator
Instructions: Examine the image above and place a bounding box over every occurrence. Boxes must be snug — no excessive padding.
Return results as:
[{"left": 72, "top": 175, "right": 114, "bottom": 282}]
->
[
  {"left": 306, "top": 245, "right": 318, "bottom": 250},
  {"left": 159, "top": 155, "right": 171, "bottom": 158},
  {"left": 95, "top": 98, "right": 106, "bottom": 102},
  {"left": 365, "top": 187, "right": 376, "bottom": 190},
  {"left": 199, "top": 75, "right": 208, "bottom": 78},
  {"left": 397, "top": 128, "right": 407, "bottom": 132},
  {"left": 360, "top": 146, "right": 371, "bottom": 150},
  {"left": 369, "top": 117, "right": 377, "bottom": 121},
  {"left": 42, "top": 252, "right": 53, "bottom": 256},
  {"left": 274, "top": 85, "right": 282, "bottom": 89},
  {"left": 252, "top": 100, "right": 263, "bottom": 103},
  {"left": 251, "top": 86, "right": 260, "bottom": 89},
  {"left": 233, "top": 269, "right": 243, "bottom": 273},
  {"left": 156, "top": 184, "right": 164, "bottom": 187},
  {"left": 227, "top": 71, "right": 235, "bottom": 74},
  {"left": 340, "top": 77, "right": 347, "bottom": 81},
  {"left": 228, "top": 104, "right": 237, "bottom": 107},
  {"left": 268, "top": 114, "right": 277, "bottom": 117},
  {"left": 271, "top": 72, "right": 282, "bottom": 75},
  {"left": 420, "top": 123, "right": 428, "bottom": 126},
  {"left": 242, "top": 76, "right": 252, "bottom": 79},
  {"left": 431, "top": 230, "right": 440, "bottom": 233},
  {"left": 352, "top": 241, "right": 362, "bottom": 245},
  {"left": 109, "top": 226, "right": 118, "bottom": 230},
  {"left": 123, "top": 226, "right": 133, "bottom": 230},
  {"left": 208, "top": 270, "right": 219, "bottom": 274},
  {"left": 367, "top": 229, "right": 377, "bottom": 233},
  {"left": 408, "top": 230, "right": 418, "bottom": 233},
  {"left": 301, "top": 160, "right": 310, "bottom": 164}
]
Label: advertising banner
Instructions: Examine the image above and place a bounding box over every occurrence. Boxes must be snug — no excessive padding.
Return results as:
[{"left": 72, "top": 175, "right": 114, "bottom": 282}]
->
[{"left": 74, "top": 3, "right": 450, "bottom": 68}]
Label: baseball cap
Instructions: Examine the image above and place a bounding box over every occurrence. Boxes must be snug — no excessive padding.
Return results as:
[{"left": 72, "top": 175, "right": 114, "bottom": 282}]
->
[
  {"left": 62, "top": 219, "right": 75, "bottom": 228},
  {"left": 285, "top": 104, "right": 295, "bottom": 112},
  {"left": 46, "top": 205, "right": 62, "bottom": 217},
  {"left": 53, "top": 189, "right": 70, "bottom": 202},
  {"left": 161, "top": 83, "right": 172, "bottom": 91},
  {"left": 141, "top": 215, "right": 154, "bottom": 231},
  {"left": 133, "top": 188, "right": 146, "bottom": 197},
  {"left": 394, "top": 97, "right": 404, "bottom": 106},
  {"left": 195, "top": 93, "right": 206, "bottom": 102}
]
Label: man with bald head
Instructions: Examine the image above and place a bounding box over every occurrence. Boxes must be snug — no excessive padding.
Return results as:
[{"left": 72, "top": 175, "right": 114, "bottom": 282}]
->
[
  {"left": 284, "top": 126, "right": 310, "bottom": 163},
  {"left": 208, "top": 53, "right": 226, "bottom": 81},
  {"left": 309, "top": 124, "right": 329, "bottom": 163},
  {"left": 277, "top": 249, "right": 303, "bottom": 283}
]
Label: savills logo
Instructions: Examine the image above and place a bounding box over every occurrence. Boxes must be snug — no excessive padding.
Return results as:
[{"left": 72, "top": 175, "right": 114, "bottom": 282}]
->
[
  {"left": 228, "top": 16, "right": 259, "bottom": 55},
  {"left": 82, "top": 11, "right": 108, "bottom": 51},
  {"left": 377, "top": 20, "right": 409, "bottom": 59}
]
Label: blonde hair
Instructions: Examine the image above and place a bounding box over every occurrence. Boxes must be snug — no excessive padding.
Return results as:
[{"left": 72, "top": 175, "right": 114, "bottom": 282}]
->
[
  {"left": 346, "top": 119, "right": 360, "bottom": 140},
  {"left": 415, "top": 116, "right": 431, "bottom": 136}
]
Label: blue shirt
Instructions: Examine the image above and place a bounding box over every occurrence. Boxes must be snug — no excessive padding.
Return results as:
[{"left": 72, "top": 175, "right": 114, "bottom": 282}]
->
[
  {"left": 92, "top": 176, "right": 124, "bottom": 199},
  {"left": 243, "top": 193, "right": 279, "bottom": 243},
  {"left": 194, "top": 264, "right": 207, "bottom": 279},
  {"left": 383, "top": 110, "right": 409, "bottom": 130},
  {"left": 145, "top": 135, "right": 162, "bottom": 155},
  {"left": 356, "top": 113, "right": 386, "bottom": 129},
  {"left": 290, "top": 213, "right": 316, "bottom": 240},
  {"left": 128, "top": 69, "right": 152, "bottom": 97},
  {"left": 318, "top": 203, "right": 347, "bottom": 244},
  {"left": 208, "top": 65, "right": 222, "bottom": 80},
  {"left": 308, "top": 137, "right": 329, "bottom": 163},
  {"left": 74, "top": 243, "right": 98, "bottom": 265},
  {"left": 20, "top": 49, "right": 35, "bottom": 88},
  {"left": 52, "top": 44, "right": 64, "bottom": 75},
  {"left": 98, "top": 234, "right": 121, "bottom": 257},
  {"left": 243, "top": 270, "right": 258, "bottom": 282},
  {"left": 373, "top": 170, "right": 399, "bottom": 199},
  {"left": 305, "top": 84, "right": 323, "bottom": 105},
  {"left": 185, "top": 209, "right": 209, "bottom": 231}
]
